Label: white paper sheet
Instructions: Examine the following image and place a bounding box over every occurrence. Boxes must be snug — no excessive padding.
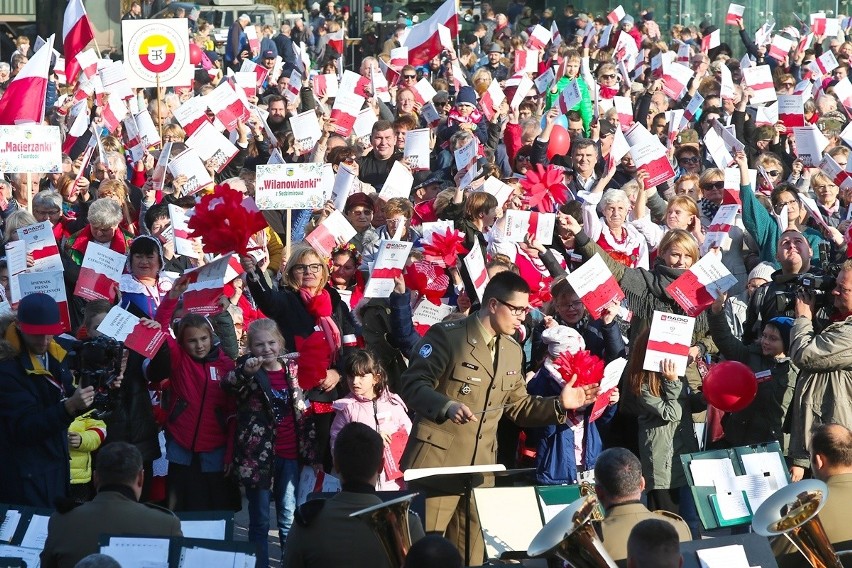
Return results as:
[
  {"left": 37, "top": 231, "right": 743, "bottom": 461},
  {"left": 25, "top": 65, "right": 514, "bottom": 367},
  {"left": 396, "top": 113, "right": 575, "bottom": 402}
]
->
[
  {"left": 689, "top": 457, "right": 737, "bottom": 487},
  {"left": 0, "top": 509, "right": 21, "bottom": 542},
  {"left": 180, "top": 519, "right": 227, "bottom": 540},
  {"left": 696, "top": 544, "right": 751, "bottom": 568}
]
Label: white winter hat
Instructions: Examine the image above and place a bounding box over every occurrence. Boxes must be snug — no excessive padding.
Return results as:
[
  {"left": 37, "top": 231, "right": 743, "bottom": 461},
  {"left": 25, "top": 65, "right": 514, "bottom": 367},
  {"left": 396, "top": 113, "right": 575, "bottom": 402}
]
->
[{"left": 541, "top": 325, "right": 585, "bottom": 358}]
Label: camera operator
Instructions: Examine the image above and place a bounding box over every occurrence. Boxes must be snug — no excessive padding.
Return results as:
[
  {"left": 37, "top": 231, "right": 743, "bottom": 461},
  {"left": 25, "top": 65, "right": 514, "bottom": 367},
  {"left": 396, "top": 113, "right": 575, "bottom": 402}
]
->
[
  {"left": 788, "top": 259, "right": 852, "bottom": 482},
  {"left": 0, "top": 293, "right": 94, "bottom": 507},
  {"left": 742, "top": 230, "right": 833, "bottom": 344}
]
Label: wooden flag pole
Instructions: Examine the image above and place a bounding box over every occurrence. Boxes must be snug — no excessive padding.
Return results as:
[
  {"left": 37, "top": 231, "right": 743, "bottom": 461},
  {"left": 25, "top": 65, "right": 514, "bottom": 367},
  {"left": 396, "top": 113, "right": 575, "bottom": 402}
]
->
[
  {"left": 26, "top": 172, "right": 32, "bottom": 214},
  {"left": 156, "top": 73, "right": 163, "bottom": 142},
  {"left": 285, "top": 209, "right": 292, "bottom": 264}
]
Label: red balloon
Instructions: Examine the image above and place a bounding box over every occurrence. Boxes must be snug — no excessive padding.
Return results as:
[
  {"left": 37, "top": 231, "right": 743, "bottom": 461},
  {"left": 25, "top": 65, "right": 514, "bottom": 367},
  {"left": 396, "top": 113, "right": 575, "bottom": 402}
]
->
[
  {"left": 189, "top": 43, "right": 203, "bottom": 66},
  {"left": 702, "top": 361, "right": 758, "bottom": 412},
  {"left": 547, "top": 125, "right": 571, "bottom": 161}
]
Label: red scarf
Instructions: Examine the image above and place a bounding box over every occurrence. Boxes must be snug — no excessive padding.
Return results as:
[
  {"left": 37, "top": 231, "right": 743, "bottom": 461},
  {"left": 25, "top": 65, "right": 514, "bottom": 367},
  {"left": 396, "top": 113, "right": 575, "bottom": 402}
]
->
[
  {"left": 71, "top": 225, "right": 129, "bottom": 256},
  {"left": 300, "top": 287, "right": 341, "bottom": 358},
  {"left": 598, "top": 85, "right": 619, "bottom": 99}
]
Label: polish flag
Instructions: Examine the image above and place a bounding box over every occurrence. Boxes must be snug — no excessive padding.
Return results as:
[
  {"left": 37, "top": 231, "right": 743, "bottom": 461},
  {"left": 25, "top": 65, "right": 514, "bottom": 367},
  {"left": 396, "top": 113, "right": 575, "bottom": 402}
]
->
[
  {"left": 768, "top": 34, "right": 793, "bottom": 62},
  {"left": 411, "top": 77, "right": 437, "bottom": 105},
  {"left": 63, "top": 0, "right": 95, "bottom": 84},
  {"left": 389, "top": 46, "right": 408, "bottom": 69},
  {"left": 526, "top": 24, "right": 551, "bottom": 50},
  {"left": 61, "top": 101, "right": 90, "bottom": 154},
  {"left": 607, "top": 5, "right": 625, "bottom": 25},
  {"left": 551, "top": 22, "right": 562, "bottom": 48},
  {"left": 75, "top": 47, "right": 99, "bottom": 80},
  {"left": 327, "top": 29, "right": 345, "bottom": 57},
  {"left": 402, "top": 0, "right": 458, "bottom": 67},
  {"left": 479, "top": 79, "right": 505, "bottom": 122},
  {"left": 701, "top": 29, "right": 720, "bottom": 52},
  {"left": 0, "top": 35, "right": 54, "bottom": 124}
]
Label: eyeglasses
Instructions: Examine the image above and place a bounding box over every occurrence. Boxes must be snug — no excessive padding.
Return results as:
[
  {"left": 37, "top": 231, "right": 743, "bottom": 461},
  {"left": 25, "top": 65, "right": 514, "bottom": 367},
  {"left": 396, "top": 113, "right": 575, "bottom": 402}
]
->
[
  {"left": 781, "top": 82, "right": 795, "bottom": 87},
  {"left": 402, "top": 74, "right": 417, "bottom": 79},
  {"left": 558, "top": 300, "right": 585, "bottom": 311},
  {"left": 34, "top": 208, "right": 60, "bottom": 216},
  {"left": 342, "top": 157, "right": 356, "bottom": 164},
  {"left": 599, "top": 73, "right": 617, "bottom": 80},
  {"left": 813, "top": 185, "right": 837, "bottom": 192},
  {"left": 765, "top": 169, "right": 781, "bottom": 177},
  {"left": 516, "top": 154, "right": 531, "bottom": 162},
  {"left": 701, "top": 181, "right": 725, "bottom": 191},
  {"left": 495, "top": 298, "right": 530, "bottom": 316},
  {"left": 679, "top": 156, "right": 700, "bottom": 165},
  {"left": 773, "top": 199, "right": 798, "bottom": 213},
  {"left": 292, "top": 263, "right": 324, "bottom": 274}
]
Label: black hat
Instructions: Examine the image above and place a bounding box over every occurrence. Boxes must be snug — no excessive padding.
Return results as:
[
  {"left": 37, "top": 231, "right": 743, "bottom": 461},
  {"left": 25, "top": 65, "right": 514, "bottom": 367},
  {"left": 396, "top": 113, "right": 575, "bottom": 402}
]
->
[{"left": 262, "top": 50, "right": 276, "bottom": 59}]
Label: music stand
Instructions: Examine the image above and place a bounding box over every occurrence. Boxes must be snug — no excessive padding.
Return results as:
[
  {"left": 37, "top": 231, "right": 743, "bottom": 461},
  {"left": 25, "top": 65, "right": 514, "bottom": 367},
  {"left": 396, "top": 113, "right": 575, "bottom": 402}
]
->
[
  {"left": 403, "top": 465, "right": 535, "bottom": 566},
  {"left": 680, "top": 533, "right": 777, "bottom": 568}
]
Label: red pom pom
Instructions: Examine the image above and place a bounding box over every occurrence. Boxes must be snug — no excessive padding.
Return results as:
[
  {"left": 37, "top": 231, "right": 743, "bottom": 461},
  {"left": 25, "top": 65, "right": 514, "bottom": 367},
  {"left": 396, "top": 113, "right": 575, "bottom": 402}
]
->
[
  {"left": 186, "top": 184, "right": 269, "bottom": 256},
  {"left": 421, "top": 228, "right": 469, "bottom": 268},
  {"left": 551, "top": 349, "right": 605, "bottom": 387},
  {"left": 520, "top": 164, "right": 569, "bottom": 212}
]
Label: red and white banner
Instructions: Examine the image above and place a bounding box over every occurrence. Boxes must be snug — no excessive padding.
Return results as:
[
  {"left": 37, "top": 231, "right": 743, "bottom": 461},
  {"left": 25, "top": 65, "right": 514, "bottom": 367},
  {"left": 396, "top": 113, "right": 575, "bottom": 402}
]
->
[
  {"left": 63, "top": 0, "right": 95, "bottom": 83},
  {"left": 726, "top": 3, "right": 745, "bottom": 25},
  {"left": 742, "top": 65, "right": 777, "bottom": 104},
  {"left": 306, "top": 210, "right": 357, "bottom": 258},
  {"left": 778, "top": 94, "right": 806, "bottom": 128},
  {"left": 13, "top": 270, "right": 71, "bottom": 331},
  {"left": 182, "top": 254, "right": 244, "bottom": 315},
  {"left": 0, "top": 35, "right": 53, "bottom": 124},
  {"left": 607, "top": 5, "right": 626, "bottom": 25},
  {"left": 565, "top": 253, "right": 625, "bottom": 319},
  {"left": 503, "top": 210, "right": 555, "bottom": 245},
  {"left": 643, "top": 311, "right": 695, "bottom": 376},
  {"left": 665, "top": 252, "right": 738, "bottom": 317},
  {"left": 96, "top": 306, "right": 167, "bottom": 358},
  {"left": 526, "top": 25, "right": 551, "bottom": 50},
  {"left": 74, "top": 242, "right": 125, "bottom": 301},
  {"left": 625, "top": 123, "right": 675, "bottom": 187},
  {"left": 364, "top": 241, "right": 414, "bottom": 298},
  {"left": 661, "top": 59, "right": 693, "bottom": 101}
]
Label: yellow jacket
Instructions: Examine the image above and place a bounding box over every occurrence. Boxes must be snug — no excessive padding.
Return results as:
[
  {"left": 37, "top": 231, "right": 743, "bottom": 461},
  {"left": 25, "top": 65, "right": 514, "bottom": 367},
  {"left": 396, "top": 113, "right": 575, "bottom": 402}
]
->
[{"left": 69, "top": 412, "right": 107, "bottom": 485}]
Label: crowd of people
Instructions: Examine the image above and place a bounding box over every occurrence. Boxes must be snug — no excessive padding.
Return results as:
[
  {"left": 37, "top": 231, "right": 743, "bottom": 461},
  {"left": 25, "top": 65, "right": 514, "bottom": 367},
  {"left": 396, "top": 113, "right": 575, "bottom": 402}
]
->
[{"left": 4, "top": 0, "right": 852, "bottom": 566}]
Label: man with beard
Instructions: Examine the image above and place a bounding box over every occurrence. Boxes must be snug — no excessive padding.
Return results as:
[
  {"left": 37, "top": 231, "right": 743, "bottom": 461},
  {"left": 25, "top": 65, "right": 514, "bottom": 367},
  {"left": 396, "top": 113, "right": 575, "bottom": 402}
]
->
[{"left": 265, "top": 95, "right": 288, "bottom": 131}]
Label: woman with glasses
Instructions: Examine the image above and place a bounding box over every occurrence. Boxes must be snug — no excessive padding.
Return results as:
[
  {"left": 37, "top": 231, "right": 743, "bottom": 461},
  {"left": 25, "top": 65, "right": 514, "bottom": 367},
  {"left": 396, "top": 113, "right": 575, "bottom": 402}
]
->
[
  {"left": 736, "top": 151, "right": 841, "bottom": 267},
  {"left": 674, "top": 145, "right": 702, "bottom": 177},
  {"left": 673, "top": 174, "right": 702, "bottom": 201},
  {"left": 241, "top": 243, "right": 359, "bottom": 471},
  {"left": 752, "top": 152, "right": 786, "bottom": 196},
  {"left": 595, "top": 63, "right": 621, "bottom": 99},
  {"left": 809, "top": 171, "right": 849, "bottom": 231},
  {"left": 694, "top": 167, "right": 758, "bottom": 294}
]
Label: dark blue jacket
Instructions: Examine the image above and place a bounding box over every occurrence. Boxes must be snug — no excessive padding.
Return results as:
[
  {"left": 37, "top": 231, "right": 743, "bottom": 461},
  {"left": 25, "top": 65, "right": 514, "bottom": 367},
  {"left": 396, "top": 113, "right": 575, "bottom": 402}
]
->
[
  {"left": 0, "top": 331, "right": 75, "bottom": 507},
  {"left": 526, "top": 366, "right": 616, "bottom": 485}
]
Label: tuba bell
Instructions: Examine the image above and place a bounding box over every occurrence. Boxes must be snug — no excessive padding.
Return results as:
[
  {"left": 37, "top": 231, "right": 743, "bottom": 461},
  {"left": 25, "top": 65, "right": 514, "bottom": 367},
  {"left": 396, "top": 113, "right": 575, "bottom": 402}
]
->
[
  {"left": 350, "top": 492, "right": 418, "bottom": 568},
  {"left": 527, "top": 494, "right": 618, "bottom": 568},
  {"left": 752, "top": 479, "right": 852, "bottom": 568}
]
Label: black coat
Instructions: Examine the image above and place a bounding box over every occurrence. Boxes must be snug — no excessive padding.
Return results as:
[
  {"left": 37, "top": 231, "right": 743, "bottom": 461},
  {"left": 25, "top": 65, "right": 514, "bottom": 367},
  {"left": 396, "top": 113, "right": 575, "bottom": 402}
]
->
[{"left": 103, "top": 350, "right": 161, "bottom": 462}]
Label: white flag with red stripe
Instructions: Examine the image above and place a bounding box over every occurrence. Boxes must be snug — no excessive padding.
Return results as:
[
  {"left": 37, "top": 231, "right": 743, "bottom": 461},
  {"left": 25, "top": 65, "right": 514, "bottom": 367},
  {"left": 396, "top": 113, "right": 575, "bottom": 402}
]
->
[
  {"left": 75, "top": 47, "right": 98, "bottom": 80},
  {"left": 607, "top": 5, "right": 625, "bottom": 25},
  {"left": 701, "top": 29, "right": 720, "bottom": 52},
  {"left": 550, "top": 21, "right": 562, "bottom": 48},
  {"left": 0, "top": 35, "right": 54, "bottom": 125},
  {"left": 63, "top": 0, "right": 95, "bottom": 84},
  {"left": 402, "top": 0, "right": 458, "bottom": 67},
  {"left": 327, "top": 29, "right": 345, "bottom": 56}
]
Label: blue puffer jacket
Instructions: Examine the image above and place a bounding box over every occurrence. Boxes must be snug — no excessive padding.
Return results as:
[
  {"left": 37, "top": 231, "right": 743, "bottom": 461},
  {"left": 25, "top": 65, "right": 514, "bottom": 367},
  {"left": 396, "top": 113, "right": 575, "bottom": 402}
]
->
[{"left": 526, "top": 365, "right": 616, "bottom": 485}]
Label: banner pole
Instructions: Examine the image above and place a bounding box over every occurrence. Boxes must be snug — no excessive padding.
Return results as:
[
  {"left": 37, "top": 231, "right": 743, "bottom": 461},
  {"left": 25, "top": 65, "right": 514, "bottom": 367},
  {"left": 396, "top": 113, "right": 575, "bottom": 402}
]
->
[
  {"left": 156, "top": 73, "right": 163, "bottom": 142},
  {"left": 26, "top": 172, "right": 32, "bottom": 214},
  {"left": 285, "top": 209, "right": 292, "bottom": 264}
]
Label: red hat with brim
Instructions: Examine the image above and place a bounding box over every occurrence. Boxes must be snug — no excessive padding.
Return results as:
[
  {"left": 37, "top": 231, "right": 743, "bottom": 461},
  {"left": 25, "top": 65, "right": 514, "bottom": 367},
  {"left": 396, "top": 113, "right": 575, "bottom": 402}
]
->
[{"left": 17, "top": 293, "right": 64, "bottom": 335}]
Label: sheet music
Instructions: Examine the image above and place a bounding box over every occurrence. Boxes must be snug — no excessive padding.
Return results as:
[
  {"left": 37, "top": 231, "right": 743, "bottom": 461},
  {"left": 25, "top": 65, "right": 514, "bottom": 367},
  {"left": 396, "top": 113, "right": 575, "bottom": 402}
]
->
[
  {"left": 714, "top": 489, "right": 750, "bottom": 520},
  {"left": 20, "top": 514, "right": 50, "bottom": 549},
  {"left": 179, "top": 546, "right": 255, "bottom": 567},
  {"left": 717, "top": 473, "right": 773, "bottom": 512},
  {"left": 740, "top": 452, "right": 788, "bottom": 494},
  {"left": 0, "top": 544, "right": 41, "bottom": 567},
  {"left": 689, "top": 458, "right": 737, "bottom": 487},
  {"left": 180, "top": 519, "right": 227, "bottom": 540},
  {"left": 0, "top": 509, "right": 21, "bottom": 542},
  {"left": 100, "top": 537, "right": 170, "bottom": 567},
  {"left": 696, "top": 544, "right": 751, "bottom": 568}
]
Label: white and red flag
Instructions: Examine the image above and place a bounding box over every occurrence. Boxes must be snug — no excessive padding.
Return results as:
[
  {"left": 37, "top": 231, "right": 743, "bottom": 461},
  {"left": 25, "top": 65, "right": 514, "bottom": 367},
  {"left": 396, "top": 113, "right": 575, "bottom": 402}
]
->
[
  {"left": 0, "top": 35, "right": 54, "bottom": 124},
  {"left": 63, "top": 0, "right": 95, "bottom": 84},
  {"left": 402, "top": 0, "right": 458, "bottom": 67}
]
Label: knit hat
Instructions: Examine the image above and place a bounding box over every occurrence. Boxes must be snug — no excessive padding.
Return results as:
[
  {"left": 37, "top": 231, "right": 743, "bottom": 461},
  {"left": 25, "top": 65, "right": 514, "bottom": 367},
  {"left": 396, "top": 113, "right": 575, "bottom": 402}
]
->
[
  {"left": 620, "top": 14, "right": 634, "bottom": 25},
  {"left": 456, "top": 86, "right": 478, "bottom": 107},
  {"left": 541, "top": 325, "right": 585, "bottom": 358},
  {"left": 767, "top": 316, "right": 794, "bottom": 353},
  {"left": 747, "top": 261, "right": 775, "bottom": 284},
  {"left": 17, "top": 293, "right": 64, "bottom": 335}
]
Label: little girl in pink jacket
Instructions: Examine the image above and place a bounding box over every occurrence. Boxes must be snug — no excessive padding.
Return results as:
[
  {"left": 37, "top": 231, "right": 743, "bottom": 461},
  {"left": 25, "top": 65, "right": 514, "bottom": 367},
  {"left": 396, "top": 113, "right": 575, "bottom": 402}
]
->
[{"left": 330, "top": 349, "right": 412, "bottom": 490}]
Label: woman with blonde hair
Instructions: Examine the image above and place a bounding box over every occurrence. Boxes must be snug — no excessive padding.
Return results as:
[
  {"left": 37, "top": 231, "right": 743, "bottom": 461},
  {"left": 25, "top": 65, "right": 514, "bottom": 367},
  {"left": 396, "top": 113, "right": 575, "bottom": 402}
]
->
[
  {"left": 241, "top": 243, "right": 359, "bottom": 470},
  {"left": 97, "top": 179, "right": 138, "bottom": 235}
]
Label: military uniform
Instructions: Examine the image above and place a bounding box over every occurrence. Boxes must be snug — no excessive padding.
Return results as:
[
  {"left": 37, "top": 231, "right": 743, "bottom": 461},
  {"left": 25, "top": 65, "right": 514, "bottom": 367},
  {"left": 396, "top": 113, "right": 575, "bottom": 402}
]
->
[
  {"left": 777, "top": 472, "right": 852, "bottom": 567},
  {"left": 399, "top": 314, "right": 566, "bottom": 563},
  {"left": 283, "top": 491, "right": 425, "bottom": 568},
  {"left": 40, "top": 488, "right": 183, "bottom": 568},
  {"left": 597, "top": 502, "right": 692, "bottom": 563}
]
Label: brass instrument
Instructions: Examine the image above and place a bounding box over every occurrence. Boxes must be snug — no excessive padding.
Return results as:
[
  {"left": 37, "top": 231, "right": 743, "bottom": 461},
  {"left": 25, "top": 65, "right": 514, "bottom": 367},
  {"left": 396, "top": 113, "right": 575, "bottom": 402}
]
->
[
  {"left": 752, "top": 479, "right": 852, "bottom": 568},
  {"left": 527, "top": 494, "right": 618, "bottom": 568},
  {"left": 579, "top": 480, "right": 605, "bottom": 522},
  {"left": 350, "top": 493, "right": 418, "bottom": 568}
]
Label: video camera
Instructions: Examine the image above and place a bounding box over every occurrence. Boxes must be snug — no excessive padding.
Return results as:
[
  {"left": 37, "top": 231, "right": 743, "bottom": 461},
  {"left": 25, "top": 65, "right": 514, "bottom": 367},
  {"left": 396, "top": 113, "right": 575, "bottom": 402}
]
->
[
  {"left": 69, "top": 336, "right": 124, "bottom": 420},
  {"left": 774, "top": 243, "right": 839, "bottom": 312}
]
